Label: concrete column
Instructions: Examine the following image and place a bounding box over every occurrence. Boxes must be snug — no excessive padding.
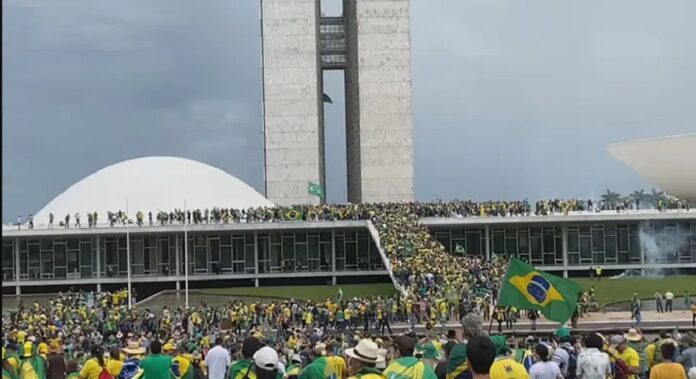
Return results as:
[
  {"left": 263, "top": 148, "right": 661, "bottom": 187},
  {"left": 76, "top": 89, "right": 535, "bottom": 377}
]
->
[
  {"left": 484, "top": 225, "right": 491, "bottom": 261},
  {"left": 253, "top": 232, "right": 259, "bottom": 276},
  {"left": 562, "top": 224, "right": 569, "bottom": 268},
  {"left": 16, "top": 286, "right": 21, "bottom": 296},
  {"left": 331, "top": 230, "right": 336, "bottom": 273},
  {"left": 96, "top": 235, "right": 101, "bottom": 279},
  {"left": 255, "top": 278, "right": 260, "bottom": 288},
  {"left": 563, "top": 270, "right": 568, "bottom": 278},
  {"left": 639, "top": 222, "right": 645, "bottom": 265},
  {"left": 97, "top": 283, "right": 102, "bottom": 292},
  {"left": 176, "top": 281, "right": 180, "bottom": 290},
  {"left": 14, "top": 238, "right": 20, "bottom": 283},
  {"left": 332, "top": 276, "right": 337, "bottom": 286},
  {"left": 175, "top": 233, "right": 181, "bottom": 279}
]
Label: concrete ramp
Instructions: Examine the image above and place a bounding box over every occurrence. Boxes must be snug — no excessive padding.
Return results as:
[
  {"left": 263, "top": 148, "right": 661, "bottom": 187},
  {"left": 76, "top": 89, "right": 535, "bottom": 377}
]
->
[{"left": 366, "top": 221, "right": 407, "bottom": 297}]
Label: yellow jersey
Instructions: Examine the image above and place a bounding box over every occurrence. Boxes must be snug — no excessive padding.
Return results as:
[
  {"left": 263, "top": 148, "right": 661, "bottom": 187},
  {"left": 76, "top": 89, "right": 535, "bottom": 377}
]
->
[{"left": 489, "top": 357, "right": 529, "bottom": 379}]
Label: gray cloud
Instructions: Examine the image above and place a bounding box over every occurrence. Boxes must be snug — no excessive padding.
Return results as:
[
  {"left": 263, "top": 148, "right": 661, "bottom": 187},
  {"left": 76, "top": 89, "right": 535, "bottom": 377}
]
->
[{"left": 3, "top": 0, "right": 695, "bottom": 221}]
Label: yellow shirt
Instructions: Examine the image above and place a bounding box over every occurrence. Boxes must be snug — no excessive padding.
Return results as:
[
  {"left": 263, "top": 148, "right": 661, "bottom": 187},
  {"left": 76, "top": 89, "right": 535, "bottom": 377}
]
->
[
  {"left": 106, "top": 359, "right": 124, "bottom": 377},
  {"left": 80, "top": 358, "right": 103, "bottom": 379},
  {"left": 649, "top": 362, "right": 687, "bottom": 379},
  {"left": 489, "top": 357, "right": 529, "bottom": 379},
  {"left": 326, "top": 356, "right": 346, "bottom": 379},
  {"left": 16, "top": 331, "right": 27, "bottom": 344},
  {"left": 645, "top": 344, "right": 656, "bottom": 368},
  {"left": 616, "top": 347, "right": 640, "bottom": 379}
]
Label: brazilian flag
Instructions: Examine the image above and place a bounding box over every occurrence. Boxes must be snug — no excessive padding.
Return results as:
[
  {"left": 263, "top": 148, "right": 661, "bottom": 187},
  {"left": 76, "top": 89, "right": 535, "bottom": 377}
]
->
[
  {"left": 446, "top": 344, "right": 468, "bottom": 379},
  {"left": 498, "top": 258, "right": 582, "bottom": 323},
  {"left": 283, "top": 207, "right": 304, "bottom": 221}
]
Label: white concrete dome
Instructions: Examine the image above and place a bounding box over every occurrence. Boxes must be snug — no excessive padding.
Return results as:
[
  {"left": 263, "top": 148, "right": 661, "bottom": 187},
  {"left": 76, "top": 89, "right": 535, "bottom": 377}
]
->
[
  {"left": 607, "top": 134, "right": 696, "bottom": 202},
  {"left": 32, "top": 156, "right": 274, "bottom": 226}
]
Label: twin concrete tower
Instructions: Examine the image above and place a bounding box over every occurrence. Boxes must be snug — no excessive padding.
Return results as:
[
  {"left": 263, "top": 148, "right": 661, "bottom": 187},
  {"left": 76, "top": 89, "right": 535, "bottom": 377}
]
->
[{"left": 262, "top": 0, "right": 414, "bottom": 205}]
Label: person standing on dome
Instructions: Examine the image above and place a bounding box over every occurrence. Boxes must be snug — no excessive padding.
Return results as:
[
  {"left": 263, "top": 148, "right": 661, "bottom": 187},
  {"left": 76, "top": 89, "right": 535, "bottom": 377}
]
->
[{"left": 74, "top": 213, "right": 81, "bottom": 228}]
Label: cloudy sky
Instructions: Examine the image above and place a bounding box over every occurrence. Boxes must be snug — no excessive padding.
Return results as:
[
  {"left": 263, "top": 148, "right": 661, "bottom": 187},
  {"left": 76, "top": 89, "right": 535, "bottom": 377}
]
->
[{"left": 3, "top": 0, "right": 695, "bottom": 222}]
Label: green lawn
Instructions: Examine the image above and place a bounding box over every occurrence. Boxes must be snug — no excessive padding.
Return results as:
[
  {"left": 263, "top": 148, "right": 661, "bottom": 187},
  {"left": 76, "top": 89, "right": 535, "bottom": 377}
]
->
[
  {"left": 199, "top": 283, "right": 397, "bottom": 301},
  {"left": 572, "top": 275, "right": 695, "bottom": 304}
]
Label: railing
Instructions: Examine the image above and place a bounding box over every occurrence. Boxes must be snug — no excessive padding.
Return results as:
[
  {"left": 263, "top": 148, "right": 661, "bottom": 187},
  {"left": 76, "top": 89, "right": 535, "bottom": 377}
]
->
[{"left": 365, "top": 220, "right": 407, "bottom": 297}]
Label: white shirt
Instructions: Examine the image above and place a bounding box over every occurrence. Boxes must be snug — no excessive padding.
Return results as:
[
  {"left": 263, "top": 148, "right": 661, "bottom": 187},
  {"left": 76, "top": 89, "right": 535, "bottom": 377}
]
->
[
  {"left": 205, "top": 345, "right": 231, "bottom": 379},
  {"left": 576, "top": 348, "right": 611, "bottom": 379},
  {"left": 530, "top": 361, "right": 563, "bottom": 379},
  {"left": 665, "top": 291, "right": 674, "bottom": 300}
]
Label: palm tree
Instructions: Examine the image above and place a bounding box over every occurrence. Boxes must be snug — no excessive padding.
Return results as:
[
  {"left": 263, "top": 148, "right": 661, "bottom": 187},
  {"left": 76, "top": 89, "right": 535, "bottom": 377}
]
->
[
  {"left": 601, "top": 189, "right": 621, "bottom": 207},
  {"left": 630, "top": 189, "right": 646, "bottom": 209},
  {"left": 645, "top": 188, "right": 665, "bottom": 208}
]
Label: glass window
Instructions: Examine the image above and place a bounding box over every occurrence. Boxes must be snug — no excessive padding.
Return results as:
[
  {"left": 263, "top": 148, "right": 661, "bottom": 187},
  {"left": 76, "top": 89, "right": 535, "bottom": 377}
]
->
[
  {"left": 592, "top": 228, "right": 604, "bottom": 252},
  {"left": 567, "top": 230, "right": 579, "bottom": 253},
  {"left": 543, "top": 229, "right": 555, "bottom": 253}
]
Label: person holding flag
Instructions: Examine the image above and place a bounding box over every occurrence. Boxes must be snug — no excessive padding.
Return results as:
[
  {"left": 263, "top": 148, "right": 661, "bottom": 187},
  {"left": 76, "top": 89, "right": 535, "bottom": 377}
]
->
[{"left": 497, "top": 258, "right": 583, "bottom": 325}]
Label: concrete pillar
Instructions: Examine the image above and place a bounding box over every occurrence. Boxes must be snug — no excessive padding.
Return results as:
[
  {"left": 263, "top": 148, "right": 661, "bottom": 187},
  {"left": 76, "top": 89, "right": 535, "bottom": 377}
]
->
[
  {"left": 255, "top": 278, "right": 260, "bottom": 288},
  {"left": 253, "top": 232, "right": 259, "bottom": 276},
  {"left": 332, "top": 276, "right": 337, "bottom": 286},
  {"left": 484, "top": 225, "right": 491, "bottom": 261},
  {"left": 96, "top": 235, "right": 101, "bottom": 279},
  {"left": 16, "top": 286, "right": 21, "bottom": 296},
  {"left": 331, "top": 230, "right": 336, "bottom": 273},
  {"left": 14, "top": 238, "right": 20, "bottom": 282},
  {"left": 97, "top": 283, "right": 102, "bottom": 292},
  {"left": 562, "top": 224, "right": 568, "bottom": 268},
  {"left": 563, "top": 270, "right": 568, "bottom": 278},
  {"left": 176, "top": 281, "right": 180, "bottom": 290},
  {"left": 175, "top": 233, "right": 181, "bottom": 279}
]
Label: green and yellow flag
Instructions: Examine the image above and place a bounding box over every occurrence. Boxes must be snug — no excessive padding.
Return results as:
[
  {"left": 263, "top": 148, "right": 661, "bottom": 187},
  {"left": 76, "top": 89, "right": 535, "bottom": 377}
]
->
[
  {"left": 283, "top": 207, "right": 304, "bottom": 221},
  {"left": 498, "top": 258, "right": 582, "bottom": 323},
  {"left": 308, "top": 181, "right": 325, "bottom": 199}
]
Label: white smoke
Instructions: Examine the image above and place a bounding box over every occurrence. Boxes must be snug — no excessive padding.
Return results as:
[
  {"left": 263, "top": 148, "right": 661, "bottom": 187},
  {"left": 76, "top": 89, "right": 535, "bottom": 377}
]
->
[{"left": 639, "top": 222, "right": 690, "bottom": 277}]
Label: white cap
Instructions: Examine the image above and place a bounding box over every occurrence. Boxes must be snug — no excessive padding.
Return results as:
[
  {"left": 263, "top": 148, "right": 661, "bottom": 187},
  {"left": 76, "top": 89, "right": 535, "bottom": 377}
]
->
[
  {"left": 254, "top": 346, "right": 279, "bottom": 371},
  {"left": 291, "top": 354, "right": 302, "bottom": 364}
]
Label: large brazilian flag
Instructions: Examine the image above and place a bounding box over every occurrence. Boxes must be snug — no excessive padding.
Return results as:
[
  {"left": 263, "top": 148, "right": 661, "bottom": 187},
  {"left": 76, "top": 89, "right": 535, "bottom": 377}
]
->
[
  {"left": 498, "top": 258, "right": 583, "bottom": 323},
  {"left": 283, "top": 207, "right": 304, "bottom": 221}
]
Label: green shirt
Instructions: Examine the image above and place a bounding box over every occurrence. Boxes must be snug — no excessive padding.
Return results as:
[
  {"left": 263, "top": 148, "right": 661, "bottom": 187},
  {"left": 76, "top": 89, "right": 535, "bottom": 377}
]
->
[
  {"left": 228, "top": 359, "right": 254, "bottom": 379},
  {"left": 141, "top": 354, "right": 173, "bottom": 379},
  {"left": 298, "top": 357, "right": 330, "bottom": 379}
]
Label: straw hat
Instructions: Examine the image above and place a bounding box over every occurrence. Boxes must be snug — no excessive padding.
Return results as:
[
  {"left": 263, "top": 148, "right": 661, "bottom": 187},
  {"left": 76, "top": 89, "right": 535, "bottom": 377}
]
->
[
  {"left": 345, "top": 339, "right": 384, "bottom": 364},
  {"left": 624, "top": 328, "right": 642, "bottom": 343},
  {"left": 121, "top": 341, "right": 146, "bottom": 355}
]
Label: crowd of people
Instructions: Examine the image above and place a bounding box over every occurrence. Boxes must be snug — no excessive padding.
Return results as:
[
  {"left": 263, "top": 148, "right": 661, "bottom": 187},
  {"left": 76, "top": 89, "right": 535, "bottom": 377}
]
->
[
  {"left": 3, "top": 291, "right": 696, "bottom": 379},
  {"left": 14, "top": 192, "right": 694, "bottom": 231}
]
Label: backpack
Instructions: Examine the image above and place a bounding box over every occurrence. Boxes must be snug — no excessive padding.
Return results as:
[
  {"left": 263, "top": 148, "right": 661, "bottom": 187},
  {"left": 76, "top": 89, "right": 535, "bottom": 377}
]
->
[
  {"left": 99, "top": 367, "right": 114, "bottom": 379},
  {"left": 612, "top": 358, "right": 630, "bottom": 379},
  {"left": 560, "top": 347, "right": 577, "bottom": 379}
]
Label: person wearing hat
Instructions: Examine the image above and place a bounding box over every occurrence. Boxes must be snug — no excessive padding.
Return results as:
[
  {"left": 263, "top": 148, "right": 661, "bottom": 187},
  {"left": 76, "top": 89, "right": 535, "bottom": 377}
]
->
[
  {"left": 46, "top": 341, "right": 66, "bottom": 379},
  {"left": 550, "top": 328, "right": 574, "bottom": 379},
  {"left": 252, "top": 347, "right": 282, "bottom": 379},
  {"left": 228, "top": 337, "right": 262, "bottom": 379},
  {"left": 487, "top": 336, "right": 527, "bottom": 379},
  {"left": 344, "top": 339, "right": 385, "bottom": 379},
  {"left": 20, "top": 342, "right": 47, "bottom": 379},
  {"left": 284, "top": 355, "right": 303, "bottom": 379},
  {"left": 607, "top": 335, "right": 640, "bottom": 379},
  {"left": 140, "top": 340, "right": 173, "bottom": 379},
  {"left": 383, "top": 335, "right": 437, "bottom": 379}
]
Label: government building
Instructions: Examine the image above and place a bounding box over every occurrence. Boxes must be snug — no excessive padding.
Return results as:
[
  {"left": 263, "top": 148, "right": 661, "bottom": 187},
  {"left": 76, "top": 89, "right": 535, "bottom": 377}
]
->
[{"left": 3, "top": 157, "right": 695, "bottom": 296}]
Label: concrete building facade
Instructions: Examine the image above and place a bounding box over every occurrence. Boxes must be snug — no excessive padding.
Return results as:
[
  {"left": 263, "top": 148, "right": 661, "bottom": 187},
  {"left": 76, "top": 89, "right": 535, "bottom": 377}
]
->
[{"left": 262, "top": 0, "right": 414, "bottom": 205}]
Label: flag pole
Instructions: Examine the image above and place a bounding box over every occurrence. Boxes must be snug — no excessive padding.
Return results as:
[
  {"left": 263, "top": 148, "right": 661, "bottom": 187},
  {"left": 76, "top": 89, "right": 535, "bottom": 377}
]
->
[
  {"left": 184, "top": 199, "right": 189, "bottom": 308},
  {"left": 127, "top": 230, "right": 132, "bottom": 309}
]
